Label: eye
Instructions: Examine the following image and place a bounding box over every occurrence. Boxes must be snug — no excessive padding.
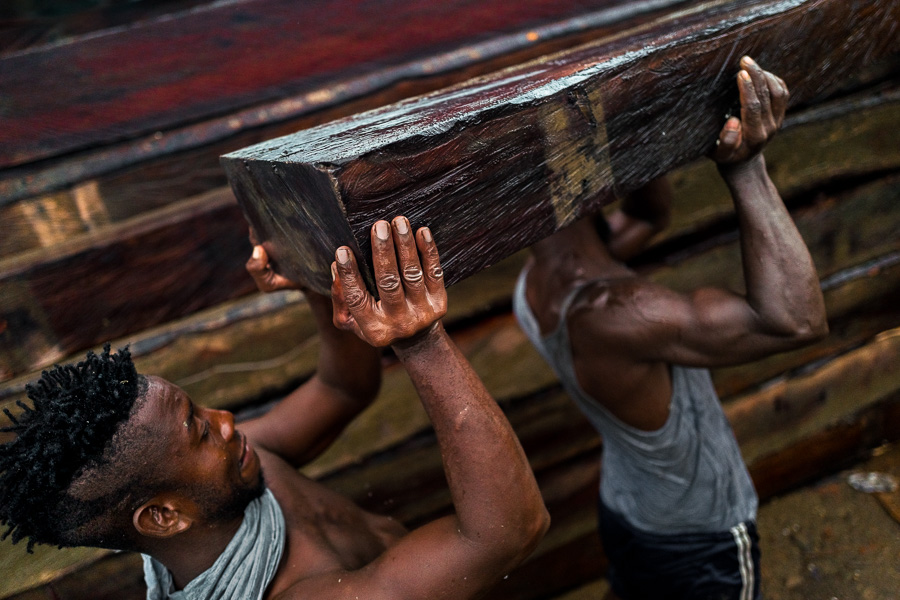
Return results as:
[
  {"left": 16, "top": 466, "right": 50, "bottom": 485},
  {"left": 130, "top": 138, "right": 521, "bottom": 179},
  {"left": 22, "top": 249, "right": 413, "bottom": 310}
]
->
[{"left": 201, "top": 419, "right": 210, "bottom": 440}]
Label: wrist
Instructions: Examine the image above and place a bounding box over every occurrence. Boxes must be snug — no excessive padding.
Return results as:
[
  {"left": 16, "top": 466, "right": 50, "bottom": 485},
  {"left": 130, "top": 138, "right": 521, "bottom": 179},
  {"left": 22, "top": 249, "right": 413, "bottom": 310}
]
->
[
  {"left": 717, "top": 153, "right": 767, "bottom": 183},
  {"left": 391, "top": 321, "right": 446, "bottom": 358}
]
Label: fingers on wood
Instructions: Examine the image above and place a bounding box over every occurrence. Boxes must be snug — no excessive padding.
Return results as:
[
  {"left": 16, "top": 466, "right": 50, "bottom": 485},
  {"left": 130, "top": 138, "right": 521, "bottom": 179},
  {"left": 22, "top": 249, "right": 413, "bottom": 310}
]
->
[
  {"left": 371, "top": 219, "right": 404, "bottom": 308},
  {"left": 392, "top": 216, "right": 426, "bottom": 300}
]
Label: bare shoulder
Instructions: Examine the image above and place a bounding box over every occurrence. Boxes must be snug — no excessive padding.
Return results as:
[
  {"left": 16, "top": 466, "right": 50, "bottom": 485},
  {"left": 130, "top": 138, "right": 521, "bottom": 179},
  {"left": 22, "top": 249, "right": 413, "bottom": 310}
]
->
[
  {"left": 568, "top": 276, "right": 675, "bottom": 328},
  {"left": 566, "top": 276, "right": 695, "bottom": 354}
]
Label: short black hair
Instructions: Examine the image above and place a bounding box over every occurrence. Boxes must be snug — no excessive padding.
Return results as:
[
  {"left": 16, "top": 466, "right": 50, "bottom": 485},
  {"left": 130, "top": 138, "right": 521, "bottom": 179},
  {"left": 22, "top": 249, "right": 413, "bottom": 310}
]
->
[{"left": 0, "top": 344, "right": 147, "bottom": 552}]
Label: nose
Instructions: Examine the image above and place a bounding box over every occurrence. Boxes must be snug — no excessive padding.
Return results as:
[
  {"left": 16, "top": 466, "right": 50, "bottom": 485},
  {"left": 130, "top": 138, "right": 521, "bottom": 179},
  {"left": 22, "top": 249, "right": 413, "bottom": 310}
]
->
[{"left": 210, "top": 408, "right": 235, "bottom": 443}]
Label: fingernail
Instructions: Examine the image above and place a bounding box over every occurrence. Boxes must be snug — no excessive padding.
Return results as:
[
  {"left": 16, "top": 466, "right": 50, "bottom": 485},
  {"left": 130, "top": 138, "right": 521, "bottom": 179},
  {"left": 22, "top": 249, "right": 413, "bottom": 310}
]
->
[
  {"left": 421, "top": 227, "right": 433, "bottom": 243},
  {"left": 375, "top": 221, "right": 390, "bottom": 240},
  {"left": 740, "top": 70, "right": 751, "bottom": 82},
  {"left": 336, "top": 247, "right": 350, "bottom": 264},
  {"left": 742, "top": 56, "right": 755, "bottom": 66},
  {"left": 252, "top": 246, "right": 261, "bottom": 259},
  {"left": 394, "top": 217, "right": 409, "bottom": 235}
]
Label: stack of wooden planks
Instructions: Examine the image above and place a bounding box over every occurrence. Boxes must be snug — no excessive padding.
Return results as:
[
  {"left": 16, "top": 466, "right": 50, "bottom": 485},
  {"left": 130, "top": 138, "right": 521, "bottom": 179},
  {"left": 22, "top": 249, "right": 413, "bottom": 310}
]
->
[{"left": 2, "top": 0, "right": 899, "bottom": 598}]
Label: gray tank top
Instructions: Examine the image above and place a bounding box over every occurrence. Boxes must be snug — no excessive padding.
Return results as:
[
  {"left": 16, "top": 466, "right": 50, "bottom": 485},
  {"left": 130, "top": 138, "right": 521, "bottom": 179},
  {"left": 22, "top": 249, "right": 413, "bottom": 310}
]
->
[{"left": 513, "top": 269, "right": 757, "bottom": 534}]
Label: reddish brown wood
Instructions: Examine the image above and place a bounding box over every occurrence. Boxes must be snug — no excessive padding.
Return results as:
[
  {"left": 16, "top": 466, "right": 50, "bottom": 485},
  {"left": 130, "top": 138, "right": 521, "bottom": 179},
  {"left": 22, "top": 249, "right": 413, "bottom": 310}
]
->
[
  {"left": 222, "top": 0, "right": 900, "bottom": 294},
  {"left": 0, "top": 0, "right": 692, "bottom": 204},
  {"left": 0, "top": 191, "right": 255, "bottom": 379},
  {"left": 2, "top": 150, "right": 898, "bottom": 383},
  {"left": 748, "top": 394, "right": 900, "bottom": 499}
]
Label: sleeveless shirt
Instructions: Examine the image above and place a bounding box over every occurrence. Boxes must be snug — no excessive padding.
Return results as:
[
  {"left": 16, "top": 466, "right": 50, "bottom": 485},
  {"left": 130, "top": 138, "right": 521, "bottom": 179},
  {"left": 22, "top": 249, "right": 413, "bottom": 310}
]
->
[{"left": 513, "top": 269, "right": 757, "bottom": 534}]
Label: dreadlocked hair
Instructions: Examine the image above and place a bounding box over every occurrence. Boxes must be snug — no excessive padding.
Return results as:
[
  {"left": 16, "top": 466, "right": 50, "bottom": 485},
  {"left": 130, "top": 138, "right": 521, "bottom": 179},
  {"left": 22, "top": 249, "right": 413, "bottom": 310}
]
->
[{"left": 0, "top": 344, "right": 146, "bottom": 552}]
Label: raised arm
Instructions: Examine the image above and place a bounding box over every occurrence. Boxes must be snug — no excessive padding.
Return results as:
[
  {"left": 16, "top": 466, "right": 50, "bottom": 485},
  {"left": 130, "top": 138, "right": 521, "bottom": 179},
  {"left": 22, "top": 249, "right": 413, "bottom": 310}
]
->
[
  {"left": 238, "top": 244, "right": 382, "bottom": 467},
  {"left": 577, "top": 58, "right": 827, "bottom": 367},
  {"left": 605, "top": 175, "right": 673, "bottom": 261},
  {"left": 287, "top": 217, "right": 548, "bottom": 600}
]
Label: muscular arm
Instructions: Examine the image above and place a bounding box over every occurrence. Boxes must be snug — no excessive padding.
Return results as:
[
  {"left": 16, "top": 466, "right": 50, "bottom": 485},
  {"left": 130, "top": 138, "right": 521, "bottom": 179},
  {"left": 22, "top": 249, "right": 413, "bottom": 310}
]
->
[
  {"left": 577, "top": 59, "right": 827, "bottom": 367},
  {"left": 238, "top": 248, "right": 382, "bottom": 467},
  {"left": 285, "top": 217, "right": 548, "bottom": 600}
]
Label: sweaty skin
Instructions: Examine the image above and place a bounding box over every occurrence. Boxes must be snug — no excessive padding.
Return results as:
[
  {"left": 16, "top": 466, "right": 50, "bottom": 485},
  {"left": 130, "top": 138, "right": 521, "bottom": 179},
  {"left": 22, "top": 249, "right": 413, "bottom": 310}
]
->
[{"left": 137, "top": 217, "right": 549, "bottom": 600}]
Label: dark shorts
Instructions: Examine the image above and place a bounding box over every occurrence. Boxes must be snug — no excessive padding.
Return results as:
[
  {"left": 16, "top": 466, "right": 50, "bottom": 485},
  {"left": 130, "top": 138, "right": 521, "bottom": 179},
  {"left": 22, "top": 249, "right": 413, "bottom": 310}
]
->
[{"left": 598, "top": 499, "right": 761, "bottom": 600}]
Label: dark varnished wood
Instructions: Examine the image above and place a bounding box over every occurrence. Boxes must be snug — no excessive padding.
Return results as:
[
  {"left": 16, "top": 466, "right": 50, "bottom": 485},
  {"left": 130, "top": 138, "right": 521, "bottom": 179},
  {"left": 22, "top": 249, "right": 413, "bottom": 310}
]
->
[
  {"left": 2, "top": 136, "right": 898, "bottom": 382},
  {"left": 222, "top": 0, "right": 900, "bottom": 294},
  {"left": 0, "top": 0, "right": 691, "bottom": 203},
  {"left": 0, "top": 190, "right": 255, "bottom": 380}
]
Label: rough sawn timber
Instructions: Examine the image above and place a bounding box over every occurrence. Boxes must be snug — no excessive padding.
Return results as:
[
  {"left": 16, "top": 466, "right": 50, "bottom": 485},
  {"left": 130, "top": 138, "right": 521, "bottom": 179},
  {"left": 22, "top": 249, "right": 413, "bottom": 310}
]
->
[
  {"left": 222, "top": 0, "right": 900, "bottom": 294},
  {"left": 0, "top": 0, "right": 692, "bottom": 203}
]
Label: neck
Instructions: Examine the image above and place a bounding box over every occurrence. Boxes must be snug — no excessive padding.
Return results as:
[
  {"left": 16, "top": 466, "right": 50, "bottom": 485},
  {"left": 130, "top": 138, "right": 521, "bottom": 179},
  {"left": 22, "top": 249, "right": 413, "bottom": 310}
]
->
[
  {"left": 531, "top": 218, "right": 621, "bottom": 275},
  {"left": 145, "top": 515, "right": 244, "bottom": 590}
]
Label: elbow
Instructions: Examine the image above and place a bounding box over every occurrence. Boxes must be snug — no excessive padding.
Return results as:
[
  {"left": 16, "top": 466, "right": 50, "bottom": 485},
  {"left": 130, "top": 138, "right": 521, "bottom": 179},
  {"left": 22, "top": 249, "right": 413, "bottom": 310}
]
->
[
  {"left": 774, "top": 316, "right": 828, "bottom": 349},
  {"left": 535, "top": 505, "right": 551, "bottom": 544},
  {"left": 526, "top": 504, "right": 551, "bottom": 545},
  {"left": 511, "top": 501, "right": 551, "bottom": 560},
  {"left": 808, "top": 316, "right": 829, "bottom": 341},
  {"left": 761, "top": 299, "right": 829, "bottom": 347},
  {"left": 792, "top": 309, "right": 829, "bottom": 344}
]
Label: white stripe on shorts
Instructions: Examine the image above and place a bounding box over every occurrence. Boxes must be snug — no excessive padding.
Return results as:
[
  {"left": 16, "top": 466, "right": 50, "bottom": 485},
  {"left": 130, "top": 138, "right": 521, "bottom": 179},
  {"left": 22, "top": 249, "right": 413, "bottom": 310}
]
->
[{"left": 730, "top": 523, "right": 754, "bottom": 600}]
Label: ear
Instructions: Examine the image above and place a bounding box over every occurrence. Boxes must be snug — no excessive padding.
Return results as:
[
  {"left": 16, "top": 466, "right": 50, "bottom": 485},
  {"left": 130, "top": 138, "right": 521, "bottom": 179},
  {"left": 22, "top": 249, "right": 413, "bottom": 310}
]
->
[{"left": 133, "top": 494, "right": 195, "bottom": 539}]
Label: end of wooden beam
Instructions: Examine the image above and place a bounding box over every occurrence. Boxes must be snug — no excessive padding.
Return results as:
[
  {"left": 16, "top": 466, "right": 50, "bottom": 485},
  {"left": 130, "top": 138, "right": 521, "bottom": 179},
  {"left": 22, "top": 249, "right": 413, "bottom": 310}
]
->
[{"left": 221, "top": 156, "right": 365, "bottom": 293}]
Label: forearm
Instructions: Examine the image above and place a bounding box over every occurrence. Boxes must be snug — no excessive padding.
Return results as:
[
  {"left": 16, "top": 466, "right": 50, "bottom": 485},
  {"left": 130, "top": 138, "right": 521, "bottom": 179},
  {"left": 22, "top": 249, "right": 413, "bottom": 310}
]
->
[
  {"left": 307, "top": 291, "right": 382, "bottom": 403},
  {"left": 722, "top": 156, "right": 827, "bottom": 337},
  {"left": 393, "top": 324, "right": 548, "bottom": 545}
]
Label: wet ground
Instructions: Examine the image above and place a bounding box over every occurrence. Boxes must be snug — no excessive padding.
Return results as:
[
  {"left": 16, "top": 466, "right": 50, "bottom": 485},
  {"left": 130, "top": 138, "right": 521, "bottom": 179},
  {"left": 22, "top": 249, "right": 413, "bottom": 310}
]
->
[
  {"left": 558, "top": 442, "right": 900, "bottom": 600},
  {"left": 758, "top": 443, "right": 900, "bottom": 600}
]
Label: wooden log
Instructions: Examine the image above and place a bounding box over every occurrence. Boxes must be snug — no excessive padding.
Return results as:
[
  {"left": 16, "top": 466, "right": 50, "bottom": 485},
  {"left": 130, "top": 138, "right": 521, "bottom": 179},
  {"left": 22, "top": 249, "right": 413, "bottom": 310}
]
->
[
  {"left": 221, "top": 0, "right": 900, "bottom": 294},
  {"left": 2, "top": 551, "right": 145, "bottom": 600},
  {"left": 726, "top": 326, "right": 900, "bottom": 467},
  {"left": 3, "top": 64, "right": 896, "bottom": 270},
  {"left": 3, "top": 78, "right": 897, "bottom": 267},
  {"left": 0, "top": 0, "right": 693, "bottom": 204}
]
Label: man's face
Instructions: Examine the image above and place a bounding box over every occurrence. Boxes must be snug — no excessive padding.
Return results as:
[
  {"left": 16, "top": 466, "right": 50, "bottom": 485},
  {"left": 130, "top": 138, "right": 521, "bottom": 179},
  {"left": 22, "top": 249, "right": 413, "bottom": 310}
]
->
[{"left": 135, "top": 376, "right": 265, "bottom": 523}]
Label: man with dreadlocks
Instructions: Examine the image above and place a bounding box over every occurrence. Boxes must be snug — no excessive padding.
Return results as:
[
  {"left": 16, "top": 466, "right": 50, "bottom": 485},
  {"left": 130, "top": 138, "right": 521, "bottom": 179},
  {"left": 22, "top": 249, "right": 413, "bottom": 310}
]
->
[{"left": 1, "top": 216, "right": 550, "bottom": 600}]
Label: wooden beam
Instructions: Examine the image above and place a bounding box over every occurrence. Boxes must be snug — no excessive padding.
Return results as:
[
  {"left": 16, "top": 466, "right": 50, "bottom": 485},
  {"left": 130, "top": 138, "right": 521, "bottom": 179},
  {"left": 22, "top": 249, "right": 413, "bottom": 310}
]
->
[
  {"left": 4, "top": 80, "right": 896, "bottom": 265},
  {"left": 221, "top": 0, "right": 900, "bottom": 294},
  {"left": 1, "top": 159, "right": 897, "bottom": 383}
]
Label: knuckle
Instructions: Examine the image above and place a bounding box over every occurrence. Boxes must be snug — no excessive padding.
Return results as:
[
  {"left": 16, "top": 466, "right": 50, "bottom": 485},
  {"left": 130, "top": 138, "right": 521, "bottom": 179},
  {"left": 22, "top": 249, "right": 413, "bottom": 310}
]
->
[
  {"left": 403, "top": 265, "right": 424, "bottom": 283},
  {"left": 378, "top": 272, "right": 402, "bottom": 294},
  {"left": 745, "top": 99, "right": 761, "bottom": 114},
  {"left": 345, "top": 289, "right": 367, "bottom": 311},
  {"left": 427, "top": 265, "right": 444, "bottom": 280}
]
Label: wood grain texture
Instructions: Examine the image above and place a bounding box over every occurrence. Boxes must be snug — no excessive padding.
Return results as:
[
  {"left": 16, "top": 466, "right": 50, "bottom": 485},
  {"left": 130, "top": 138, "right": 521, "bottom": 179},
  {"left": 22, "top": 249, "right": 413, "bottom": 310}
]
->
[
  {"left": 222, "top": 0, "right": 900, "bottom": 294},
  {"left": 0, "top": 189, "right": 255, "bottom": 379},
  {"left": 1, "top": 153, "right": 897, "bottom": 383},
  {"left": 0, "top": 0, "right": 693, "bottom": 203}
]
